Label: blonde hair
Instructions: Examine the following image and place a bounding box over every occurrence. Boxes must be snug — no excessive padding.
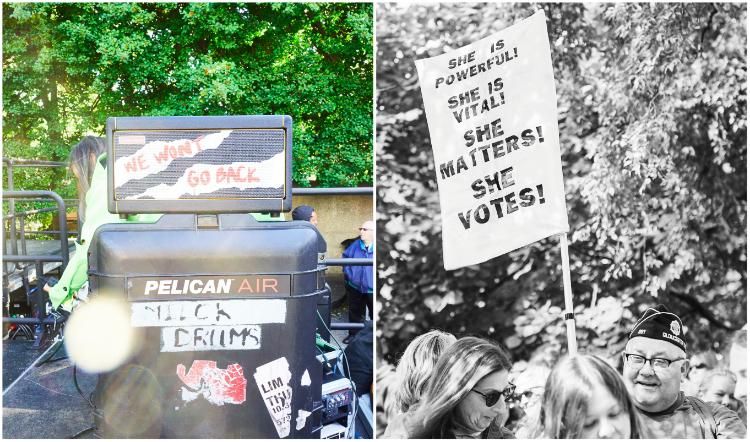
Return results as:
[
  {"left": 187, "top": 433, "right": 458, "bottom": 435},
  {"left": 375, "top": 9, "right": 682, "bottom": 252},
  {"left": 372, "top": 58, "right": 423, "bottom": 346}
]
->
[
  {"left": 539, "top": 354, "right": 641, "bottom": 438},
  {"left": 698, "top": 369, "right": 737, "bottom": 394},
  {"left": 413, "top": 336, "right": 512, "bottom": 438},
  {"left": 391, "top": 330, "right": 456, "bottom": 415},
  {"left": 69, "top": 136, "right": 106, "bottom": 223}
]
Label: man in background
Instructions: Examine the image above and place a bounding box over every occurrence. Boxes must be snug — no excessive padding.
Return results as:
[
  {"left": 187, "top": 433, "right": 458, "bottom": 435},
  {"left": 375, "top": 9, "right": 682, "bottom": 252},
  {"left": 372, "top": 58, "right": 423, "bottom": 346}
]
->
[
  {"left": 291, "top": 205, "right": 318, "bottom": 226},
  {"left": 622, "top": 305, "right": 745, "bottom": 438},
  {"left": 342, "top": 220, "right": 373, "bottom": 344}
]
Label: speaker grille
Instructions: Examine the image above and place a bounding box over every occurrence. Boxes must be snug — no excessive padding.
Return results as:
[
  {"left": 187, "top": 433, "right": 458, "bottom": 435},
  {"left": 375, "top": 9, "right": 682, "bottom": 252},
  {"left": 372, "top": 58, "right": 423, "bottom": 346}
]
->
[{"left": 112, "top": 129, "right": 286, "bottom": 201}]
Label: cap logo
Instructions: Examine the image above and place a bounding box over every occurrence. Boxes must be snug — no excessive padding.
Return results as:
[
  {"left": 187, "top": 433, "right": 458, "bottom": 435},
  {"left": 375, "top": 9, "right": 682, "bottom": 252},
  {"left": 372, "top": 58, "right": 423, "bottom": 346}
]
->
[{"left": 670, "top": 320, "right": 681, "bottom": 335}]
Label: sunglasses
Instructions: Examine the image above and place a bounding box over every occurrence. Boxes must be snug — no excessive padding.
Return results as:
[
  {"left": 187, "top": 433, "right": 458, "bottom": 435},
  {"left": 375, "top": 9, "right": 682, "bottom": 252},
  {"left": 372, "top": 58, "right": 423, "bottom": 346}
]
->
[{"left": 471, "top": 382, "right": 516, "bottom": 407}]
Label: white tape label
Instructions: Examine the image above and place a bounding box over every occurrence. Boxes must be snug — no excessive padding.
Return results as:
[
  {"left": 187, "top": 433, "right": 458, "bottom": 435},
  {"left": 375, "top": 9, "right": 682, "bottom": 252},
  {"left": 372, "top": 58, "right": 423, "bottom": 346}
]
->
[
  {"left": 131, "top": 299, "right": 286, "bottom": 327},
  {"left": 161, "top": 325, "right": 261, "bottom": 352}
]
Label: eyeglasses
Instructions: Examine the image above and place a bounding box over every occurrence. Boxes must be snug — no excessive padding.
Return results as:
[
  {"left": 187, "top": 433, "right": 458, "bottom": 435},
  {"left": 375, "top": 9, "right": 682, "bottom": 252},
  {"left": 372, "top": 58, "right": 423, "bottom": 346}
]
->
[
  {"left": 471, "top": 382, "right": 516, "bottom": 407},
  {"left": 623, "top": 353, "right": 686, "bottom": 370}
]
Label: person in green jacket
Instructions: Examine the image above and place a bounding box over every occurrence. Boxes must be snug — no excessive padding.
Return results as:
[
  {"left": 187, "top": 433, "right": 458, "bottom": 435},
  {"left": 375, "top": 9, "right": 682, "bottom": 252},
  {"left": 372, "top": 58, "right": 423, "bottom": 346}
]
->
[{"left": 44, "top": 136, "right": 160, "bottom": 311}]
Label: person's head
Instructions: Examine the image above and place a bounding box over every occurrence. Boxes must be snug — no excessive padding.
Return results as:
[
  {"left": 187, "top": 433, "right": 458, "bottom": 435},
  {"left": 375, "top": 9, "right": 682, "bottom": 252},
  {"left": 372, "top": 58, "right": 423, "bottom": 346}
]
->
[
  {"left": 511, "top": 364, "right": 551, "bottom": 439},
  {"left": 539, "top": 354, "right": 640, "bottom": 438},
  {"left": 391, "top": 330, "right": 456, "bottom": 415},
  {"left": 699, "top": 369, "right": 738, "bottom": 408},
  {"left": 514, "top": 364, "right": 550, "bottom": 415},
  {"left": 69, "top": 136, "right": 106, "bottom": 221},
  {"left": 688, "top": 351, "right": 719, "bottom": 386},
  {"left": 728, "top": 329, "right": 747, "bottom": 402},
  {"left": 417, "top": 336, "right": 513, "bottom": 437},
  {"left": 291, "top": 205, "right": 317, "bottom": 226},
  {"left": 622, "top": 305, "right": 688, "bottom": 413},
  {"left": 359, "top": 220, "right": 374, "bottom": 246}
]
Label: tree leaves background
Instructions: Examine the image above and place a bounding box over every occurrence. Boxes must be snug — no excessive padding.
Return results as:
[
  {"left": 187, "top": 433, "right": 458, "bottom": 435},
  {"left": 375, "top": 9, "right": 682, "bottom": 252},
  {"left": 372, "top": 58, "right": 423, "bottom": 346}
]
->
[{"left": 376, "top": 3, "right": 746, "bottom": 365}]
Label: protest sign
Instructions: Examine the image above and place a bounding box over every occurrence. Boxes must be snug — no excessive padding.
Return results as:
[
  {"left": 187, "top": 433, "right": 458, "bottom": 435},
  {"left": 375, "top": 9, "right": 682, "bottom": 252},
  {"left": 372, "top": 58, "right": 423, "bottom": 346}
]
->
[{"left": 415, "top": 10, "right": 569, "bottom": 270}]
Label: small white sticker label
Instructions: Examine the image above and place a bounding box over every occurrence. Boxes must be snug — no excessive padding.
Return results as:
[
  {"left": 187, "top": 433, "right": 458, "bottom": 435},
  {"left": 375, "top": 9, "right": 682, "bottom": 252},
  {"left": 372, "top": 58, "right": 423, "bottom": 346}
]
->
[
  {"left": 301, "top": 369, "right": 311, "bottom": 387},
  {"left": 254, "top": 357, "right": 293, "bottom": 438},
  {"left": 295, "top": 410, "right": 312, "bottom": 431},
  {"left": 118, "top": 135, "right": 146, "bottom": 145}
]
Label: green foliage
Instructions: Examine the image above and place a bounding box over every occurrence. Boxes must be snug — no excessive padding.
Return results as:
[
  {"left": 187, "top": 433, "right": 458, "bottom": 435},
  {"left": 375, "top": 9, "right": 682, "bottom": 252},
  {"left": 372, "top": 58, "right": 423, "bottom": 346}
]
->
[
  {"left": 377, "top": 3, "right": 746, "bottom": 364},
  {"left": 3, "top": 2, "right": 373, "bottom": 191}
]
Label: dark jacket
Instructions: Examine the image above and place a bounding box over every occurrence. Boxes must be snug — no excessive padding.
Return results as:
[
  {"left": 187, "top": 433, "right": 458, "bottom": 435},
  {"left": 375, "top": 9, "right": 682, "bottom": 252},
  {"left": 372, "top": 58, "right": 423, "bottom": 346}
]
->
[
  {"left": 343, "top": 320, "right": 373, "bottom": 396},
  {"left": 343, "top": 239, "right": 373, "bottom": 294}
]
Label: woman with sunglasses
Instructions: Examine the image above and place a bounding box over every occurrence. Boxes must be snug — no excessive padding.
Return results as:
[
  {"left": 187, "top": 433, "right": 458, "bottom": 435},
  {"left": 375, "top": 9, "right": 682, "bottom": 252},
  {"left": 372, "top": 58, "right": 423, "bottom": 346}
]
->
[
  {"left": 383, "top": 336, "right": 515, "bottom": 438},
  {"left": 538, "top": 354, "right": 642, "bottom": 438}
]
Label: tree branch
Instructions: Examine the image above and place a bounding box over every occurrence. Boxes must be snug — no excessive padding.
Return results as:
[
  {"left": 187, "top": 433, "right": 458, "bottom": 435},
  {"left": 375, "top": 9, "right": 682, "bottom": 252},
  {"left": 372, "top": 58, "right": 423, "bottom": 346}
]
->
[
  {"left": 698, "top": 3, "right": 719, "bottom": 54},
  {"left": 90, "top": 95, "right": 100, "bottom": 113},
  {"left": 669, "top": 289, "right": 743, "bottom": 331}
]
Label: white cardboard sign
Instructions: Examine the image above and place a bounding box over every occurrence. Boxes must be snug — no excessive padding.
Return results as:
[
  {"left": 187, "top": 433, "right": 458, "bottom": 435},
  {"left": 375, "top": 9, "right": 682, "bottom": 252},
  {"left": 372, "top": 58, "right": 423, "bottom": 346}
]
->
[
  {"left": 415, "top": 10, "right": 569, "bottom": 270},
  {"left": 130, "top": 299, "right": 286, "bottom": 327}
]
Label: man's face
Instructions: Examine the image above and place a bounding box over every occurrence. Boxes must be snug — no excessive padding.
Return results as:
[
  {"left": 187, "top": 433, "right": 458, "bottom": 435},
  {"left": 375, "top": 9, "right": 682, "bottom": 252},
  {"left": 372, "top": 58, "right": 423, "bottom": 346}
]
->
[
  {"left": 729, "top": 341, "right": 747, "bottom": 402},
  {"left": 687, "top": 354, "right": 711, "bottom": 386},
  {"left": 623, "top": 337, "right": 687, "bottom": 413},
  {"left": 359, "top": 221, "right": 374, "bottom": 245},
  {"left": 309, "top": 211, "right": 318, "bottom": 226}
]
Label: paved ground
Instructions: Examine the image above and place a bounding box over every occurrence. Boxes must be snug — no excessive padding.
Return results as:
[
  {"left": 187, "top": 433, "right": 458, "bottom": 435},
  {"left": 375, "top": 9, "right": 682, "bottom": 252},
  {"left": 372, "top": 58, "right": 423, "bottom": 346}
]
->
[
  {"left": 3, "top": 339, "right": 98, "bottom": 439},
  {"left": 3, "top": 339, "right": 51, "bottom": 388},
  {"left": 2, "top": 305, "right": 361, "bottom": 439}
]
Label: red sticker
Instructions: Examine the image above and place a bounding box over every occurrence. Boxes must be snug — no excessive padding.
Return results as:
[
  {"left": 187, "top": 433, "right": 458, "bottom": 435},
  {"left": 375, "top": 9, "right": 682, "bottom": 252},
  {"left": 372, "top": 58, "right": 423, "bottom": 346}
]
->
[{"left": 176, "top": 360, "right": 247, "bottom": 406}]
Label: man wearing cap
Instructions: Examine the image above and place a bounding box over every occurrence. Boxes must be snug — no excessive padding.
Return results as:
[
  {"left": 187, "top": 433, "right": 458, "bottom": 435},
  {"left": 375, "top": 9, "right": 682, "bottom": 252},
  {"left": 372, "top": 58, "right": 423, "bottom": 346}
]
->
[
  {"left": 623, "top": 305, "right": 746, "bottom": 438},
  {"left": 291, "top": 205, "right": 318, "bottom": 226}
]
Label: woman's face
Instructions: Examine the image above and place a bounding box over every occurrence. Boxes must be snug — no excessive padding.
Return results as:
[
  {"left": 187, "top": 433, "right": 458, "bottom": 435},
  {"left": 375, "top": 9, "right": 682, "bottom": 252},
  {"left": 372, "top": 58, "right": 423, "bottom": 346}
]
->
[
  {"left": 702, "top": 375, "right": 737, "bottom": 407},
  {"left": 454, "top": 369, "right": 509, "bottom": 433},
  {"left": 580, "top": 383, "right": 631, "bottom": 439}
]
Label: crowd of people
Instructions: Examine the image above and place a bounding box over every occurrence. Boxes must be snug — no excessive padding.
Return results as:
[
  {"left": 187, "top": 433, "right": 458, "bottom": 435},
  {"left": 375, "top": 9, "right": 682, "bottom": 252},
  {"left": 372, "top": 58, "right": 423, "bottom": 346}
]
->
[{"left": 377, "top": 305, "right": 747, "bottom": 439}]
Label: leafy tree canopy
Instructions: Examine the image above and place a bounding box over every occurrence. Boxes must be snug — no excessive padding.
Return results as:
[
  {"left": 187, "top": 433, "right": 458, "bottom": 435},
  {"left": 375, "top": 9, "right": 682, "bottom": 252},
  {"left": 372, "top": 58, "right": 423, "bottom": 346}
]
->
[
  {"left": 377, "top": 3, "right": 746, "bottom": 365},
  {"left": 3, "top": 2, "right": 373, "bottom": 199}
]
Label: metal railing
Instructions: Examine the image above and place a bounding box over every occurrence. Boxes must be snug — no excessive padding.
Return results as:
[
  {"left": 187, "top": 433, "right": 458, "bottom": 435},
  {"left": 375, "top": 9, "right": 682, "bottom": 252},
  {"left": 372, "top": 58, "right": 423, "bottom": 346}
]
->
[
  {"left": 293, "top": 187, "right": 372, "bottom": 195},
  {"left": 2, "top": 159, "right": 75, "bottom": 336},
  {"left": 2, "top": 191, "right": 70, "bottom": 332},
  {"left": 1, "top": 185, "right": 373, "bottom": 326},
  {"left": 3, "top": 190, "right": 70, "bottom": 269},
  {"left": 3, "top": 158, "right": 78, "bottom": 253}
]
